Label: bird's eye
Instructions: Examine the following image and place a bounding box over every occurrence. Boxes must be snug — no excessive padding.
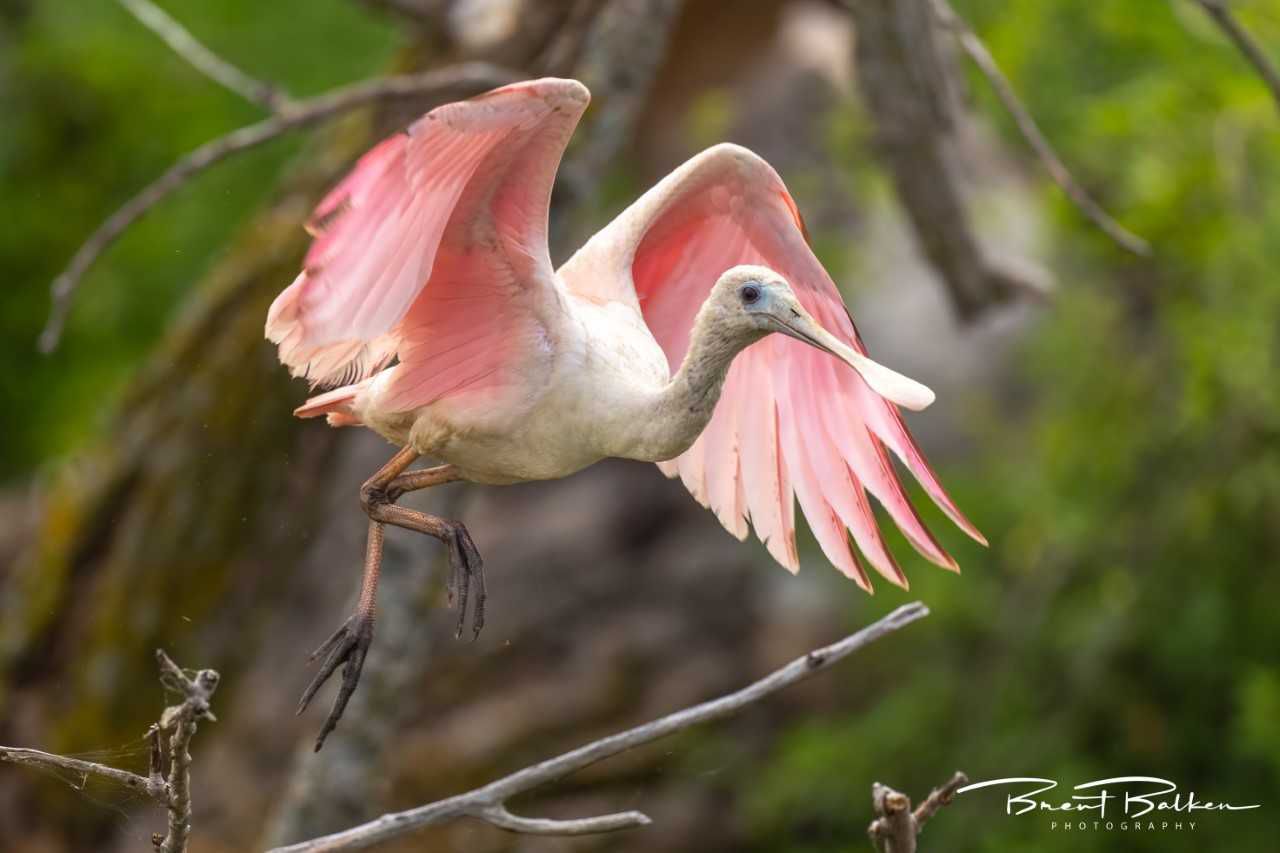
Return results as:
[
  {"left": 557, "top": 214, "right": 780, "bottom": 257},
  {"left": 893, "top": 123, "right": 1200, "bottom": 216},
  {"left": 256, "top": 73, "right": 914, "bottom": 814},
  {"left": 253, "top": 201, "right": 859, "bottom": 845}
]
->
[{"left": 740, "top": 283, "right": 762, "bottom": 305}]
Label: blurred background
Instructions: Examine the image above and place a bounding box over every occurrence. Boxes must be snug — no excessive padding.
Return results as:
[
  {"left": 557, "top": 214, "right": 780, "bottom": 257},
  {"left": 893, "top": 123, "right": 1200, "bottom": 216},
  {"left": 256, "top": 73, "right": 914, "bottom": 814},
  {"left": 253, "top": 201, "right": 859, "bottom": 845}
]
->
[{"left": 1, "top": 0, "right": 1278, "bottom": 850}]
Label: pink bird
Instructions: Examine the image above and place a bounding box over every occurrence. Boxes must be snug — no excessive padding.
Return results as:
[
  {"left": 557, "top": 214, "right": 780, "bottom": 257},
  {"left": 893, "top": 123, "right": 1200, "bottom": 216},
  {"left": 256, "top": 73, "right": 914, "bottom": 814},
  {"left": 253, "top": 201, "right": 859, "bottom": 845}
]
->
[{"left": 266, "top": 78, "right": 984, "bottom": 749}]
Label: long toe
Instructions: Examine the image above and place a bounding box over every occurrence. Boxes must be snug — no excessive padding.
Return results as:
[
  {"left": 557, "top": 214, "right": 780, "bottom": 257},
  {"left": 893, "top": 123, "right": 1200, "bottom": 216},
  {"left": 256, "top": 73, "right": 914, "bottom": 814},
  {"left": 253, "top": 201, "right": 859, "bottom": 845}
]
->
[
  {"left": 447, "top": 532, "right": 471, "bottom": 640},
  {"left": 456, "top": 527, "right": 486, "bottom": 641},
  {"left": 296, "top": 615, "right": 376, "bottom": 751},
  {"left": 306, "top": 619, "right": 354, "bottom": 665}
]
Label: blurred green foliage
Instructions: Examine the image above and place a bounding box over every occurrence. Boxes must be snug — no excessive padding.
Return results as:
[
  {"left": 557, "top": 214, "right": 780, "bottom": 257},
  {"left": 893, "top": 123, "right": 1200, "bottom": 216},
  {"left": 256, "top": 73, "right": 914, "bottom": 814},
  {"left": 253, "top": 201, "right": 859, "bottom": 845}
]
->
[
  {"left": 0, "top": 0, "right": 399, "bottom": 481},
  {"left": 3, "top": 0, "right": 1279, "bottom": 850},
  {"left": 736, "top": 1, "right": 1280, "bottom": 850}
]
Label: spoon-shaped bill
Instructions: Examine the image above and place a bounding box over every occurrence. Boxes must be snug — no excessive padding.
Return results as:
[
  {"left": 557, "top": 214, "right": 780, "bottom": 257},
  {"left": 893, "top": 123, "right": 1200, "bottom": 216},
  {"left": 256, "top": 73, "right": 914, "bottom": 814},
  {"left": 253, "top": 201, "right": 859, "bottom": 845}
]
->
[{"left": 770, "top": 309, "right": 935, "bottom": 411}]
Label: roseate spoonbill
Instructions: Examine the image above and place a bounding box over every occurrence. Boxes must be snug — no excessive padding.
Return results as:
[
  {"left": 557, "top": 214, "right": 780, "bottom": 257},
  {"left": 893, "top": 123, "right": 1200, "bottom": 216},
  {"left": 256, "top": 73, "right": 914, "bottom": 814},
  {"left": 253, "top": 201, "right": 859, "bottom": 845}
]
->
[{"left": 266, "top": 78, "right": 984, "bottom": 749}]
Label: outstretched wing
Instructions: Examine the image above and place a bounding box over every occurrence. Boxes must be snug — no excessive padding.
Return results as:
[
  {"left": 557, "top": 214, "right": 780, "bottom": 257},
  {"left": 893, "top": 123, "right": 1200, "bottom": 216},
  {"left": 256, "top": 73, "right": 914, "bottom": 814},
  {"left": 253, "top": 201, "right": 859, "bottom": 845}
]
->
[
  {"left": 560, "top": 144, "right": 984, "bottom": 589},
  {"left": 266, "top": 78, "right": 589, "bottom": 410}
]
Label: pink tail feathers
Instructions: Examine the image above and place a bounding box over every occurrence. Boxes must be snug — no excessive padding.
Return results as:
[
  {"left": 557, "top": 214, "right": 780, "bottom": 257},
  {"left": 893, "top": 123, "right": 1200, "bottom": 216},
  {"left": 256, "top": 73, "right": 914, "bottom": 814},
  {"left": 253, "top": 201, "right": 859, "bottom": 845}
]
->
[{"left": 293, "top": 383, "right": 366, "bottom": 427}]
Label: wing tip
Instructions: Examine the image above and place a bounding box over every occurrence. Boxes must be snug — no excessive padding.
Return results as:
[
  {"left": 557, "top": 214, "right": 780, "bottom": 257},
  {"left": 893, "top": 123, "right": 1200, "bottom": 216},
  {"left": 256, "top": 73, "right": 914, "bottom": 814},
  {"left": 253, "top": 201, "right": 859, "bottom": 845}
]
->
[{"left": 475, "top": 76, "right": 590, "bottom": 109}]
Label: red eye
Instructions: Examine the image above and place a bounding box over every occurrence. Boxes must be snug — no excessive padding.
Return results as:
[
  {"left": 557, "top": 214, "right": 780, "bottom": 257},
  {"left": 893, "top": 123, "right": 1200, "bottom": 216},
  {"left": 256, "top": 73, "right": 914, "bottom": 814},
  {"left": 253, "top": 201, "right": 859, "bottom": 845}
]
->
[{"left": 740, "top": 283, "right": 762, "bottom": 304}]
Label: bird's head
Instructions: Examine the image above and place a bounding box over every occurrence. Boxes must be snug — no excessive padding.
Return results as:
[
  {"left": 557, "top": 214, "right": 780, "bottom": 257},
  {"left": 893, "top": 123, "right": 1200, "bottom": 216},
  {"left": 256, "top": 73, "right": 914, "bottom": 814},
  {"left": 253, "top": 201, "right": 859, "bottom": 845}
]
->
[{"left": 709, "top": 265, "right": 935, "bottom": 411}]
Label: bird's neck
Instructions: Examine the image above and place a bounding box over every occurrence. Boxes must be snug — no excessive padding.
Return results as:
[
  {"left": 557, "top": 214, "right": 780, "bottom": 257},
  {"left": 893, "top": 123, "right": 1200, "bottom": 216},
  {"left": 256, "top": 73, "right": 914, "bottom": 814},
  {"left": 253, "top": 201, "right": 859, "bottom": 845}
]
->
[{"left": 625, "top": 312, "right": 759, "bottom": 463}]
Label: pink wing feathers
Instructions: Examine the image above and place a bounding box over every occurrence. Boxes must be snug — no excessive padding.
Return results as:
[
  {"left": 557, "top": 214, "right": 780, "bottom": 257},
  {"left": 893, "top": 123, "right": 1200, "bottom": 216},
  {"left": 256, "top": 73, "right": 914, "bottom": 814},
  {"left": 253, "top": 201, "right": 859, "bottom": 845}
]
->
[
  {"left": 560, "top": 144, "right": 985, "bottom": 589},
  {"left": 266, "top": 78, "right": 589, "bottom": 411}
]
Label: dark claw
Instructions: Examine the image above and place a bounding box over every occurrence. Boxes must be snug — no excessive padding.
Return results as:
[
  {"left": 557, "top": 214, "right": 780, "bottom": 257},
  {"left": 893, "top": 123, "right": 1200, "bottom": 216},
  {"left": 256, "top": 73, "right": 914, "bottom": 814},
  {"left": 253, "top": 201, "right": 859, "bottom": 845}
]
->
[
  {"left": 446, "top": 523, "right": 486, "bottom": 641},
  {"left": 297, "top": 612, "right": 375, "bottom": 751}
]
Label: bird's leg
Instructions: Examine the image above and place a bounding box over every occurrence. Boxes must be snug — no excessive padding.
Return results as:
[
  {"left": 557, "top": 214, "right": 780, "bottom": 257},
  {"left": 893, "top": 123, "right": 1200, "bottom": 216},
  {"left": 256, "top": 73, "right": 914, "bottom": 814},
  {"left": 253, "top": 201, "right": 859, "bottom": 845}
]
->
[
  {"left": 297, "top": 446, "right": 418, "bottom": 751},
  {"left": 378, "top": 463, "right": 481, "bottom": 637},
  {"left": 298, "top": 448, "right": 483, "bottom": 750},
  {"left": 365, "top": 501, "right": 485, "bottom": 642}
]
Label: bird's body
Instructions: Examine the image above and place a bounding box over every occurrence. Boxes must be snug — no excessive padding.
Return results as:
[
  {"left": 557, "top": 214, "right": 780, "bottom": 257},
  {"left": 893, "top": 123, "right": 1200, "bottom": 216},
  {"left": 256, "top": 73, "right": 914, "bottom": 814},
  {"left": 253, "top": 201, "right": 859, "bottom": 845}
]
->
[
  {"left": 338, "top": 282, "right": 676, "bottom": 484},
  {"left": 267, "top": 77, "right": 984, "bottom": 749}
]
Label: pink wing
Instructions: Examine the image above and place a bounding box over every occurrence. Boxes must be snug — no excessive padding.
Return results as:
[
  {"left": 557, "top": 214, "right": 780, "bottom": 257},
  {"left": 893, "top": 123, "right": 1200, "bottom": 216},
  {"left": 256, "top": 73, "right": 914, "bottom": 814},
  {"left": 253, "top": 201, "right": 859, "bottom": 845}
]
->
[
  {"left": 560, "top": 144, "right": 985, "bottom": 589},
  {"left": 266, "top": 78, "right": 589, "bottom": 410}
]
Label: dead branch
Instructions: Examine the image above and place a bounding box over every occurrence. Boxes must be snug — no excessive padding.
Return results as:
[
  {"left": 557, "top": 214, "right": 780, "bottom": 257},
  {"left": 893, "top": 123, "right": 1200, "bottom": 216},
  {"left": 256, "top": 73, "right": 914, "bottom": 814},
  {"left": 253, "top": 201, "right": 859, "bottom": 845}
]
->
[
  {"left": 1193, "top": 0, "right": 1280, "bottom": 114},
  {"left": 0, "top": 747, "right": 156, "bottom": 796},
  {"left": 268, "top": 602, "right": 929, "bottom": 852},
  {"left": 117, "top": 0, "right": 292, "bottom": 111},
  {"left": 867, "top": 771, "right": 968, "bottom": 853},
  {"left": 39, "top": 62, "right": 517, "bottom": 353},
  {"left": 154, "top": 650, "right": 220, "bottom": 852},
  {"left": 930, "top": 0, "right": 1150, "bottom": 256},
  {"left": 0, "top": 650, "right": 220, "bottom": 853},
  {"left": 356, "top": 0, "right": 448, "bottom": 27}
]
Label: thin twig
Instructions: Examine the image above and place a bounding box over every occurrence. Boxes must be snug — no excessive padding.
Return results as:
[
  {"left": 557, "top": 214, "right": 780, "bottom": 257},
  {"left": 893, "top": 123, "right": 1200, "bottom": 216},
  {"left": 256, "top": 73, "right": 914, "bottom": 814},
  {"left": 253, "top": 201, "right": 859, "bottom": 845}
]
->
[
  {"left": 867, "top": 771, "right": 968, "bottom": 853},
  {"left": 268, "top": 602, "right": 930, "bottom": 852},
  {"left": 38, "top": 62, "right": 518, "bottom": 353},
  {"left": 478, "top": 804, "right": 651, "bottom": 835},
  {"left": 1194, "top": 0, "right": 1280, "bottom": 114},
  {"left": 912, "top": 770, "right": 969, "bottom": 825},
  {"left": 0, "top": 651, "right": 219, "bottom": 853},
  {"left": 117, "top": 0, "right": 291, "bottom": 112},
  {"left": 0, "top": 747, "right": 154, "bottom": 794},
  {"left": 930, "top": 0, "right": 1151, "bottom": 256}
]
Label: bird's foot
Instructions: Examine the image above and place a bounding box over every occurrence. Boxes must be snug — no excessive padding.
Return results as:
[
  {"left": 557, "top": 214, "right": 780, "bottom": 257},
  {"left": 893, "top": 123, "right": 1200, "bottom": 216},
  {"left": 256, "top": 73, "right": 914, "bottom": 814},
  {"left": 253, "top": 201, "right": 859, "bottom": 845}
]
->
[
  {"left": 444, "top": 521, "right": 486, "bottom": 641},
  {"left": 297, "top": 611, "right": 375, "bottom": 752}
]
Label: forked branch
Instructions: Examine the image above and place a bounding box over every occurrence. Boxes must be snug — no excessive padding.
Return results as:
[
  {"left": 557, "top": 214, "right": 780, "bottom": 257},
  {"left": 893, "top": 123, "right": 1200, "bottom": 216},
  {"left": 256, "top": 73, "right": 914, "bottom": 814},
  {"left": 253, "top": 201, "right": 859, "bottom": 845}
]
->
[
  {"left": 0, "top": 650, "right": 220, "bottom": 853},
  {"left": 867, "top": 771, "right": 969, "bottom": 853},
  {"left": 268, "top": 602, "right": 930, "bottom": 852}
]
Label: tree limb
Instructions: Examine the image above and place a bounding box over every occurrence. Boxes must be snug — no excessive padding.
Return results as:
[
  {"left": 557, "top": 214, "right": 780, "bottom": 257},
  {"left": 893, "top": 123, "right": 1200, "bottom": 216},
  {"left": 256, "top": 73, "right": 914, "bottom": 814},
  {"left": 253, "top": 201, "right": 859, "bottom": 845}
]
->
[
  {"left": 267, "top": 602, "right": 930, "bottom": 852},
  {"left": 38, "top": 62, "right": 518, "bottom": 353},
  {"left": 930, "top": 0, "right": 1150, "bottom": 256},
  {"left": 0, "top": 747, "right": 155, "bottom": 795},
  {"left": 117, "top": 0, "right": 292, "bottom": 112},
  {"left": 867, "top": 770, "right": 968, "bottom": 853},
  {"left": 0, "top": 651, "right": 219, "bottom": 853},
  {"left": 1193, "top": 0, "right": 1280, "bottom": 114}
]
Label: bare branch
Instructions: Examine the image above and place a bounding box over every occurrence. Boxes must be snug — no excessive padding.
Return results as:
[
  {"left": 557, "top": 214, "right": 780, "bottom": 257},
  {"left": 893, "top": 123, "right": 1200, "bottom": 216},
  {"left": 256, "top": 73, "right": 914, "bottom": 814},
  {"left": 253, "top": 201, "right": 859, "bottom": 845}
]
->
[
  {"left": 868, "top": 782, "right": 915, "bottom": 852},
  {"left": 930, "top": 0, "right": 1150, "bottom": 256},
  {"left": 268, "top": 602, "right": 930, "bottom": 852},
  {"left": 912, "top": 770, "right": 969, "bottom": 826},
  {"left": 867, "top": 771, "right": 968, "bottom": 853},
  {"left": 155, "top": 649, "right": 220, "bottom": 853},
  {"left": 117, "top": 0, "right": 291, "bottom": 112},
  {"left": 1193, "top": 0, "right": 1280, "bottom": 114},
  {"left": 478, "top": 804, "right": 652, "bottom": 835},
  {"left": 0, "top": 651, "right": 219, "bottom": 853},
  {"left": 39, "top": 62, "right": 518, "bottom": 353},
  {"left": 0, "top": 747, "right": 154, "bottom": 795}
]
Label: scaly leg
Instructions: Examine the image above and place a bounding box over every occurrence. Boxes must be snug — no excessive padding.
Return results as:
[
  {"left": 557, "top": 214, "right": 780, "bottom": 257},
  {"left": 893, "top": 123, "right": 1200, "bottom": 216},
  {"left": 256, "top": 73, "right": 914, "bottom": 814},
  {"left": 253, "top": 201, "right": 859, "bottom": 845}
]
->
[
  {"left": 297, "top": 448, "right": 480, "bottom": 751},
  {"left": 367, "top": 502, "right": 486, "bottom": 640}
]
